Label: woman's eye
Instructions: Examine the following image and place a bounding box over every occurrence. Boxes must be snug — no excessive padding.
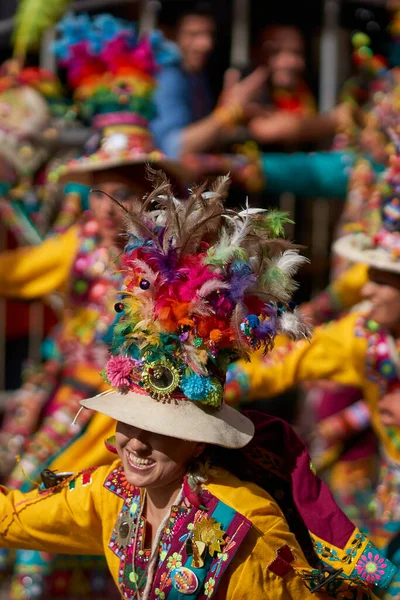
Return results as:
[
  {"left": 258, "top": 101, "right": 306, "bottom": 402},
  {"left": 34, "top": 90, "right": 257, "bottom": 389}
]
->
[{"left": 114, "top": 189, "right": 135, "bottom": 203}]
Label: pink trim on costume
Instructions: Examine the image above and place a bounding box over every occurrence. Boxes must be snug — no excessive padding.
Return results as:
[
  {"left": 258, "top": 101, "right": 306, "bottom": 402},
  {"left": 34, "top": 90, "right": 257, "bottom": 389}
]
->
[{"left": 92, "top": 112, "right": 148, "bottom": 129}]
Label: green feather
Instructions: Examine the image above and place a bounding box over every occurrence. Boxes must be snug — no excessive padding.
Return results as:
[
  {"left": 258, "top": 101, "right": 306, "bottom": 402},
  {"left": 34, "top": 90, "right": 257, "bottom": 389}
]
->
[
  {"left": 256, "top": 210, "right": 294, "bottom": 238},
  {"left": 13, "top": 0, "right": 71, "bottom": 61}
]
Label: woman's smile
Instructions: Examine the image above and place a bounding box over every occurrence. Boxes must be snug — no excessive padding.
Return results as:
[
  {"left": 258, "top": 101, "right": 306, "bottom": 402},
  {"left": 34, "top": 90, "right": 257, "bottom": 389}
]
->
[{"left": 125, "top": 448, "right": 156, "bottom": 472}]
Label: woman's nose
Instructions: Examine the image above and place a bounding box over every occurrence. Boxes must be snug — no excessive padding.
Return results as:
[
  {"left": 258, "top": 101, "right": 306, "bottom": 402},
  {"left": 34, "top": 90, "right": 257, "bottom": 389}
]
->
[
  {"left": 130, "top": 430, "right": 151, "bottom": 453},
  {"left": 361, "top": 281, "right": 376, "bottom": 299}
]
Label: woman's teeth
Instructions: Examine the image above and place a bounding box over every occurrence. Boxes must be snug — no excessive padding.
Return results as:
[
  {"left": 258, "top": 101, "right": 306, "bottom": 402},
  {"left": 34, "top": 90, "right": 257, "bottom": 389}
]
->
[{"left": 126, "top": 450, "right": 156, "bottom": 471}]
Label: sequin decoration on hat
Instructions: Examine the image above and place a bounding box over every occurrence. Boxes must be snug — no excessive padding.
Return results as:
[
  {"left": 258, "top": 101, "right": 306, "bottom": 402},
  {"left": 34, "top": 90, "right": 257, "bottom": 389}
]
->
[{"left": 100, "top": 171, "right": 312, "bottom": 407}]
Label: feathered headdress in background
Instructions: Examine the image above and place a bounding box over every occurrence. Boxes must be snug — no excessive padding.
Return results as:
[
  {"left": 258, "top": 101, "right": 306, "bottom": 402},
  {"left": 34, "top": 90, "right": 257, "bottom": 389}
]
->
[
  {"left": 101, "top": 172, "right": 311, "bottom": 408},
  {"left": 50, "top": 13, "right": 187, "bottom": 184},
  {"left": 54, "top": 13, "right": 180, "bottom": 123}
]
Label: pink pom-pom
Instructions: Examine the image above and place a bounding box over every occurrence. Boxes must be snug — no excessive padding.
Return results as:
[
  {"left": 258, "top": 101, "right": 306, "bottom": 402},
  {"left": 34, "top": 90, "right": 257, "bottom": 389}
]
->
[{"left": 106, "top": 355, "right": 133, "bottom": 389}]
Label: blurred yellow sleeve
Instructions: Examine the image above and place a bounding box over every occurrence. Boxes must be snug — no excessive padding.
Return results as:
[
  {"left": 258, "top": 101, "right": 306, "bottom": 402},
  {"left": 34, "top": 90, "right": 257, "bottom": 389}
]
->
[{"left": 0, "top": 225, "right": 79, "bottom": 299}]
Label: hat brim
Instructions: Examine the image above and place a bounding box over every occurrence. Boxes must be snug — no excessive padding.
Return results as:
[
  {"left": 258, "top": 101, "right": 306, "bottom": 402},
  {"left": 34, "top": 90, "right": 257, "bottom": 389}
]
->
[
  {"left": 333, "top": 234, "right": 400, "bottom": 274},
  {"left": 80, "top": 390, "right": 255, "bottom": 449},
  {"left": 57, "top": 154, "right": 190, "bottom": 186}
]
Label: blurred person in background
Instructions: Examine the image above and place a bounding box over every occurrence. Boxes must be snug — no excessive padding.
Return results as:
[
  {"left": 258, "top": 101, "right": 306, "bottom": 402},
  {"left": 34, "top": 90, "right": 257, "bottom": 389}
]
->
[
  {"left": 173, "top": 2, "right": 215, "bottom": 121},
  {"left": 153, "top": 2, "right": 268, "bottom": 159},
  {"left": 247, "top": 23, "right": 317, "bottom": 148}
]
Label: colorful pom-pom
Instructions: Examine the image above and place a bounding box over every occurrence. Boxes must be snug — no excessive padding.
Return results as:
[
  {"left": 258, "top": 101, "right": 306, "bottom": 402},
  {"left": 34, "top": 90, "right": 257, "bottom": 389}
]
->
[
  {"left": 106, "top": 355, "right": 133, "bottom": 390},
  {"left": 181, "top": 372, "right": 212, "bottom": 401}
]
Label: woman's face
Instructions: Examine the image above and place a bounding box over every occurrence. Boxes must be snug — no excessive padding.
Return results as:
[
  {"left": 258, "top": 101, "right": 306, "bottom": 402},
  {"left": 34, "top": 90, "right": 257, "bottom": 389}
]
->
[
  {"left": 89, "top": 180, "right": 142, "bottom": 246},
  {"left": 379, "top": 391, "right": 400, "bottom": 428},
  {"left": 361, "top": 268, "right": 400, "bottom": 330},
  {"left": 115, "top": 422, "right": 205, "bottom": 490}
]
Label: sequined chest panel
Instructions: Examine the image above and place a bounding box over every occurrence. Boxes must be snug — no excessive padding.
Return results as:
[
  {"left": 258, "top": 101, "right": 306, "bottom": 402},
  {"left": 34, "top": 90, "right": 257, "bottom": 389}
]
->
[{"left": 104, "top": 465, "right": 252, "bottom": 600}]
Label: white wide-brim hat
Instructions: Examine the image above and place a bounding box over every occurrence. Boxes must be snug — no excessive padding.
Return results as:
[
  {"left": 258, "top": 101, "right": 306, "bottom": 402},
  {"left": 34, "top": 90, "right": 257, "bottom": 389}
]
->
[
  {"left": 55, "top": 153, "right": 189, "bottom": 187},
  {"left": 81, "top": 388, "right": 255, "bottom": 449},
  {"left": 333, "top": 233, "right": 400, "bottom": 274}
]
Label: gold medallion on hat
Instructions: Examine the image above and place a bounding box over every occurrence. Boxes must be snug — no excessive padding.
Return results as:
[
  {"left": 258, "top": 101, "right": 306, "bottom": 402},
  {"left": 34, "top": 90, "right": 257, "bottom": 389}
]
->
[{"left": 141, "top": 359, "right": 181, "bottom": 401}]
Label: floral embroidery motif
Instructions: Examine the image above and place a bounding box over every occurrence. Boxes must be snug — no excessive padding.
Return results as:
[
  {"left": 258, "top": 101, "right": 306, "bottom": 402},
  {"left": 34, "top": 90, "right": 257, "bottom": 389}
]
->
[
  {"left": 312, "top": 532, "right": 366, "bottom": 566},
  {"left": 204, "top": 577, "right": 216, "bottom": 597},
  {"left": 166, "top": 552, "right": 183, "bottom": 570},
  {"left": 352, "top": 541, "right": 396, "bottom": 589},
  {"left": 210, "top": 536, "right": 236, "bottom": 579},
  {"left": 356, "top": 552, "right": 388, "bottom": 584}
]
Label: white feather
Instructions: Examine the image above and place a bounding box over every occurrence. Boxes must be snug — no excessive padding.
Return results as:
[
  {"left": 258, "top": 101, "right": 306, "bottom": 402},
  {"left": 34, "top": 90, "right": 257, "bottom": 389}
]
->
[
  {"left": 278, "top": 309, "right": 313, "bottom": 340},
  {"left": 271, "top": 250, "right": 309, "bottom": 277},
  {"left": 197, "top": 279, "right": 230, "bottom": 299},
  {"left": 131, "top": 259, "right": 158, "bottom": 286}
]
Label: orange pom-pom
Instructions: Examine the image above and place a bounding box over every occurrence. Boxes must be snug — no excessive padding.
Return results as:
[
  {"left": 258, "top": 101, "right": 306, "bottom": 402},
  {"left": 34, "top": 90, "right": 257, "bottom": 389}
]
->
[{"left": 210, "top": 329, "right": 223, "bottom": 343}]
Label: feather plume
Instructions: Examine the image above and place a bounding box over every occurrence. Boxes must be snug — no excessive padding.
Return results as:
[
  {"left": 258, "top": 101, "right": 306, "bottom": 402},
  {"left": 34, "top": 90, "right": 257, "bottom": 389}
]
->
[
  {"left": 270, "top": 249, "right": 309, "bottom": 277},
  {"left": 90, "top": 189, "right": 162, "bottom": 250},
  {"left": 105, "top": 171, "right": 312, "bottom": 405},
  {"left": 256, "top": 209, "right": 294, "bottom": 238},
  {"left": 178, "top": 204, "right": 225, "bottom": 257},
  {"left": 13, "top": 0, "right": 71, "bottom": 61},
  {"left": 261, "top": 250, "right": 308, "bottom": 301},
  {"left": 230, "top": 303, "right": 250, "bottom": 362},
  {"left": 229, "top": 273, "right": 257, "bottom": 302},
  {"left": 130, "top": 259, "right": 158, "bottom": 287},
  {"left": 206, "top": 215, "right": 251, "bottom": 266},
  {"left": 278, "top": 309, "right": 313, "bottom": 340},
  {"left": 261, "top": 268, "right": 294, "bottom": 302},
  {"left": 141, "top": 167, "right": 173, "bottom": 214},
  {"left": 209, "top": 174, "right": 231, "bottom": 200},
  {"left": 182, "top": 343, "right": 208, "bottom": 375},
  {"left": 181, "top": 182, "right": 211, "bottom": 231},
  {"left": 196, "top": 279, "right": 230, "bottom": 299},
  {"left": 264, "top": 238, "right": 303, "bottom": 256}
]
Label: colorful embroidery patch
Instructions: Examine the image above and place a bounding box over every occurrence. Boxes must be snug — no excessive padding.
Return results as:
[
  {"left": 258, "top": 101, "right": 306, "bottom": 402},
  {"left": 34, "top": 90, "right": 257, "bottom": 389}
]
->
[{"left": 351, "top": 542, "right": 396, "bottom": 589}]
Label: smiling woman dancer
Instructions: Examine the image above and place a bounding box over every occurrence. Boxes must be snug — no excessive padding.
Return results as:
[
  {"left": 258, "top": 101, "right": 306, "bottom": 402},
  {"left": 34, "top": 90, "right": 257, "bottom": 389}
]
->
[{"left": 0, "top": 174, "right": 397, "bottom": 599}]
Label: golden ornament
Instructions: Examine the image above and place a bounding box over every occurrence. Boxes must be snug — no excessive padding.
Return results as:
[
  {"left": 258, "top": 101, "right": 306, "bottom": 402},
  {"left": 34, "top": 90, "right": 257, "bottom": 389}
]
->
[
  {"left": 192, "top": 516, "right": 226, "bottom": 557},
  {"left": 141, "top": 359, "right": 181, "bottom": 401}
]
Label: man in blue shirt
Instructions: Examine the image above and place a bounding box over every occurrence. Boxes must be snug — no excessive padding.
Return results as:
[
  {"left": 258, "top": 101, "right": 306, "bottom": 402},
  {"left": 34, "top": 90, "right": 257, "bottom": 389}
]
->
[{"left": 152, "top": 3, "right": 268, "bottom": 159}]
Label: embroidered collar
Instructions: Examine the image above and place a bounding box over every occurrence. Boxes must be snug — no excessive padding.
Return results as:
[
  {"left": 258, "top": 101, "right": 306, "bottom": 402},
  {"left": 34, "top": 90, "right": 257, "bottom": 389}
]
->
[
  {"left": 104, "top": 465, "right": 252, "bottom": 599},
  {"left": 355, "top": 315, "right": 400, "bottom": 392}
]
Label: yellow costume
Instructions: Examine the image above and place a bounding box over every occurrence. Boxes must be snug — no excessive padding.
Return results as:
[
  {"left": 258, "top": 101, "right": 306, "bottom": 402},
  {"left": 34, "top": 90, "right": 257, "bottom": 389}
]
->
[
  {"left": 306, "top": 262, "right": 368, "bottom": 325},
  {"left": 0, "top": 224, "right": 116, "bottom": 484},
  {"left": 226, "top": 311, "right": 398, "bottom": 462},
  {"left": 0, "top": 460, "right": 391, "bottom": 599}
]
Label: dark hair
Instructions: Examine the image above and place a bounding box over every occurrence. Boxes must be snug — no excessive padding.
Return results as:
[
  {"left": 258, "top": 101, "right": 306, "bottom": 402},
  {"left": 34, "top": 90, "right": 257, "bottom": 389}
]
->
[{"left": 159, "top": 1, "right": 214, "bottom": 29}]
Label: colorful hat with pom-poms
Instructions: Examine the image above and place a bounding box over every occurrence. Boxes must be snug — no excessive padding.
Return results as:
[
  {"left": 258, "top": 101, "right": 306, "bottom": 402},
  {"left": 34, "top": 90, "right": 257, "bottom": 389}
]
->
[
  {"left": 81, "top": 172, "right": 311, "bottom": 448},
  {"left": 49, "top": 13, "right": 188, "bottom": 185},
  {"left": 335, "top": 144, "right": 400, "bottom": 273}
]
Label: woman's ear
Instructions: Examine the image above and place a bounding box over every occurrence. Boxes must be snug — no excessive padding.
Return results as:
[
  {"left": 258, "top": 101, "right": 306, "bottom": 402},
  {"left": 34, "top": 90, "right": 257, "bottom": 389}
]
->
[{"left": 192, "top": 442, "right": 206, "bottom": 459}]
